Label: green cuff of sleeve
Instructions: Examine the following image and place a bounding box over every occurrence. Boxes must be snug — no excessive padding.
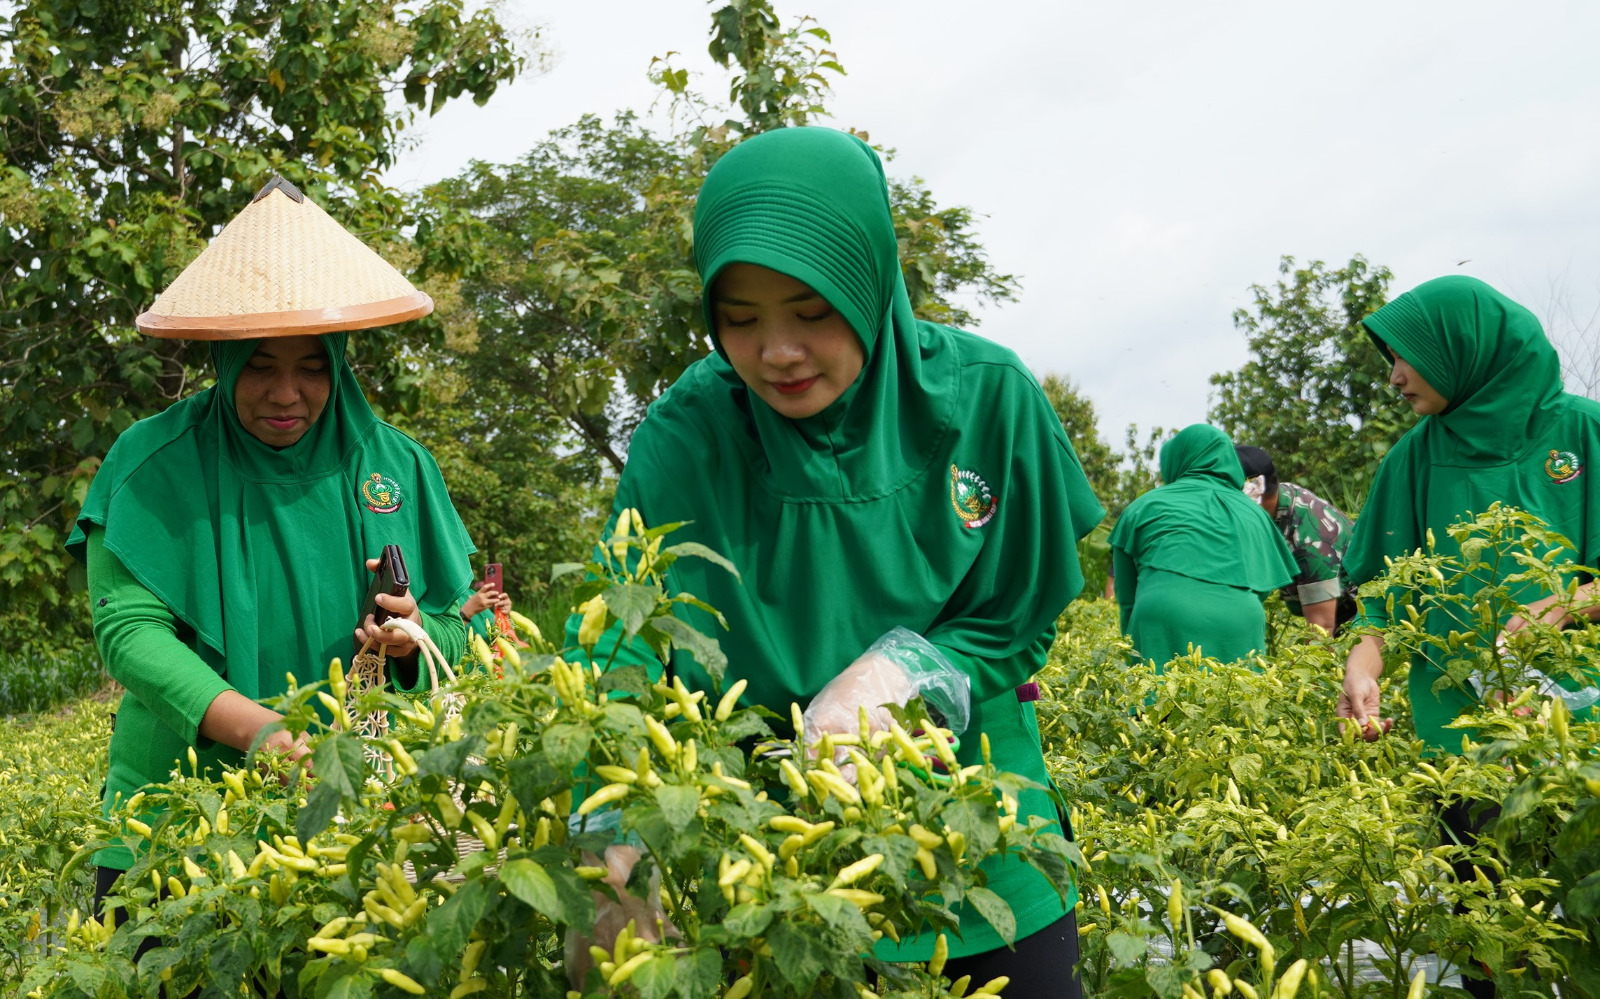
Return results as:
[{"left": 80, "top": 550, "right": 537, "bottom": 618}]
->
[
  {"left": 1353, "top": 594, "right": 1390, "bottom": 631},
  {"left": 177, "top": 670, "right": 238, "bottom": 746}
]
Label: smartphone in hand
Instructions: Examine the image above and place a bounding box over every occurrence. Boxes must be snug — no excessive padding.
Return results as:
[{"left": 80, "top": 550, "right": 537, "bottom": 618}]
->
[
  {"left": 359, "top": 545, "right": 410, "bottom": 627},
  {"left": 484, "top": 562, "right": 503, "bottom": 591}
]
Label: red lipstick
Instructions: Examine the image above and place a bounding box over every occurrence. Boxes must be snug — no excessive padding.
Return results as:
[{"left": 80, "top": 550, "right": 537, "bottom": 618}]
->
[{"left": 773, "top": 376, "right": 819, "bottom": 396}]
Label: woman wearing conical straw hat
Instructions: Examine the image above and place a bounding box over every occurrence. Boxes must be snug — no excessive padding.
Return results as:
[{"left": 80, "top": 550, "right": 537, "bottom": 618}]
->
[{"left": 65, "top": 176, "right": 478, "bottom": 911}]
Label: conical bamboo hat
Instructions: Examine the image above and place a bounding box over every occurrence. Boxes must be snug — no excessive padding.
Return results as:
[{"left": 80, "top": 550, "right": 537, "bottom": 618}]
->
[{"left": 136, "top": 176, "right": 432, "bottom": 339}]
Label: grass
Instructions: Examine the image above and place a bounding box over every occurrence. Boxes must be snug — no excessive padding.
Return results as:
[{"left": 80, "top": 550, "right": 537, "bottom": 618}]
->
[{"left": 0, "top": 645, "right": 108, "bottom": 717}]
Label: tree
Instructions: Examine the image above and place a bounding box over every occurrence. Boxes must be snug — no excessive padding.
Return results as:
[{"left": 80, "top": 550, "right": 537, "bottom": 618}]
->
[
  {"left": 0, "top": 0, "right": 528, "bottom": 636},
  {"left": 1533, "top": 275, "right": 1600, "bottom": 400},
  {"left": 1208, "top": 256, "right": 1410, "bottom": 513},
  {"left": 408, "top": 0, "right": 1020, "bottom": 493},
  {"left": 1039, "top": 374, "right": 1117, "bottom": 503},
  {"left": 1038, "top": 374, "right": 1168, "bottom": 600}
]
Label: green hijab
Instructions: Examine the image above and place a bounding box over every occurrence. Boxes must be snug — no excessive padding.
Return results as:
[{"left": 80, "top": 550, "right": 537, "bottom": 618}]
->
[
  {"left": 1347, "top": 276, "right": 1585, "bottom": 586},
  {"left": 1345, "top": 276, "right": 1600, "bottom": 747},
  {"left": 1361, "top": 274, "right": 1566, "bottom": 466},
  {"left": 603, "top": 127, "right": 1104, "bottom": 956},
  {"left": 690, "top": 127, "right": 957, "bottom": 500},
  {"left": 1110, "top": 424, "right": 1296, "bottom": 593},
  {"left": 614, "top": 125, "right": 1105, "bottom": 708},
  {"left": 67, "top": 333, "right": 476, "bottom": 697}
]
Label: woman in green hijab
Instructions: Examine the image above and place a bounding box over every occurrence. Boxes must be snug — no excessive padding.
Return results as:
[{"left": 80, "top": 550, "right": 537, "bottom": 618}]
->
[
  {"left": 1109, "top": 424, "right": 1297, "bottom": 670},
  {"left": 1339, "top": 276, "right": 1600, "bottom": 749},
  {"left": 66, "top": 331, "right": 476, "bottom": 902},
  {"left": 586, "top": 127, "right": 1105, "bottom": 995}
]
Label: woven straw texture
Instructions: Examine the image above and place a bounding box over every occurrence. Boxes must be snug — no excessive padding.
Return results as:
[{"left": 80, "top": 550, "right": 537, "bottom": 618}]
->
[{"left": 137, "top": 187, "right": 430, "bottom": 338}]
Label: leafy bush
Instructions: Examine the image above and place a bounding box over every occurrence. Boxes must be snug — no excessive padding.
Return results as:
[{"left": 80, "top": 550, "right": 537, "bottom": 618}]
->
[
  {"left": 9, "top": 507, "right": 1600, "bottom": 998},
  {"left": 0, "top": 694, "right": 108, "bottom": 985},
  {"left": 22, "top": 520, "right": 1069, "bottom": 998},
  {"left": 0, "top": 646, "right": 106, "bottom": 716},
  {"left": 1041, "top": 507, "right": 1600, "bottom": 997}
]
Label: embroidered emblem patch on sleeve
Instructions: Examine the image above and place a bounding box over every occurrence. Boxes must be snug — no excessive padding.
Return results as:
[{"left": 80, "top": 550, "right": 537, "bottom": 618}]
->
[
  {"left": 950, "top": 464, "right": 998, "bottom": 528},
  {"left": 361, "top": 472, "right": 403, "bottom": 513},
  {"left": 1544, "top": 450, "right": 1582, "bottom": 485}
]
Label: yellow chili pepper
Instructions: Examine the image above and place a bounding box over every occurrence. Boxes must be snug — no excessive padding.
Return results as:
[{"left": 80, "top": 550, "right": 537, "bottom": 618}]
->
[
  {"left": 450, "top": 979, "right": 487, "bottom": 999},
  {"left": 576, "top": 596, "right": 607, "bottom": 648},
  {"left": 1406, "top": 969, "right": 1426, "bottom": 999},
  {"left": 609, "top": 952, "right": 652, "bottom": 986},
  {"left": 1276, "top": 959, "right": 1308, "bottom": 999},
  {"left": 929, "top": 933, "right": 949, "bottom": 978},
  {"left": 715, "top": 679, "right": 749, "bottom": 721},
  {"left": 826, "top": 888, "right": 885, "bottom": 908},
  {"left": 828, "top": 854, "right": 883, "bottom": 889},
  {"left": 380, "top": 969, "right": 427, "bottom": 995},
  {"left": 577, "top": 783, "right": 632, "bottom": 815}
]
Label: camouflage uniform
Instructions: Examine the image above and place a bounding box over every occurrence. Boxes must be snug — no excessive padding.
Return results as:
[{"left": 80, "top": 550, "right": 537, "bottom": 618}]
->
[{"left": 1272, "top": 482, "right": 1357, "bottom": 618}]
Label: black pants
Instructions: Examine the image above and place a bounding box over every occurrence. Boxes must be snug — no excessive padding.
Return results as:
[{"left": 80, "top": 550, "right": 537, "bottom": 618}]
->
[
  {"left": 939, "top": 910, "right": 1082, "bottom": 999},
  {"left": 1439, "top": 798, "right": 1500, "bottom": 999},
  {"left": 94, "top": 865, "right": 129, "bottom": 922},
  {"left": 96, "top": 866, "right": 165, "bottom": 966}
]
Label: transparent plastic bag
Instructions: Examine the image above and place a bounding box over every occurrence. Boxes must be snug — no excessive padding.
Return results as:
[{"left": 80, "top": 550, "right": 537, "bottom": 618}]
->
[
  {"left": 1473, "top": 641, "right": 1600, "bottom": 712},
  {"left": 801, "top": 626, "right": 972, "bottom": 743}
]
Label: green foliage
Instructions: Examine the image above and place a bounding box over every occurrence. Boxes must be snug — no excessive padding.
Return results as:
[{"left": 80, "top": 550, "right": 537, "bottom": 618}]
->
[
  {"left": 11, "top": 511, "right": 1600, "bottom": 996},
  {"left": 410, "top": 1, "right": 1019, "bottom": 490},
  {"left": 22, "top": 523, "right": 1065, "bottom": 998},
  {"left": 0, "top": 693, "right": 108, "bottom": 985},
  {"left": 1208, "top": 256, "right": 1411, "bottom": 512},
  {"left": 1039, "top": 374, "right": 1119, "bottom": 505},
  {"left": 0, "top": 0, "right": 528, "bottom": 642},
  {"left": 1042, "top": 509, "right": 1600, "bottom": 997},
  {"left": 1374, "top": 503, "right": 1600, "bottom": 710},
  {"left": 1037, "top": 375, "right": 1167, "bottom": 598},
  {"left": 1110, "top": 423, "right": 1170, "bottom": 519},
  {"left": 408, "top": 112, "right": 704, "bottom": 475},
  {"left": 1, "top": 0, "right": 1018, "bottom": 641},
  {"left": 0, "top": 646, "right": 105, "bottom": 716}
]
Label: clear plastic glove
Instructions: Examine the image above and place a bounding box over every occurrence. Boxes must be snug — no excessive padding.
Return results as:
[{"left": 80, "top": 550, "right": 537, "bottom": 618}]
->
[
  {"left": 802, "top": 650, "right": 915, "bottom": 746},
  {"left": 801, "top": 627, "right": 971, "bottom": 746},
  {"left": 563, "top": 845, "right": 676, "bottom": 989}
]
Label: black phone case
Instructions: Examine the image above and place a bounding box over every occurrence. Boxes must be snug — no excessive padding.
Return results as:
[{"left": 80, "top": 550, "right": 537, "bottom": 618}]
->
[{"left": 360, "top": 545, "right": 409, "bottom": 627}]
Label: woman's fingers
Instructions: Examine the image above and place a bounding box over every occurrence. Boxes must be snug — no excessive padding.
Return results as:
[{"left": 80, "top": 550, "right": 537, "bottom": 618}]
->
[
  {"left": 355, "top": 607, "right": 420, "bottom": 656},
  {"left": 1336, "top": 677, "right": 1387, "bottom": 741},
  {"left": 260, "top": 728, "right": 313, "bottom": 784},
  {"left": 376, "top": 591, "right": 420, "bottom": 619},
  {"left": 1498, "top": 617, "right": 1529, "bottom": 647}
]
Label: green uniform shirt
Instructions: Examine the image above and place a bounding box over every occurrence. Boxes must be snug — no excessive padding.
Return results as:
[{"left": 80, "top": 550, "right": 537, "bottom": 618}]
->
[
  {"left": 67, "top": 333, "right": 477, "bottom": 867},
  {"left": 1347, "top": 276, "right": 1600, "bottom": 751},
  {"left": 588, "top": 128, "right": 1106, "bottom": 959},
  {"left": 1111, "top": 425, "right": 1297, "bottom": 668}
]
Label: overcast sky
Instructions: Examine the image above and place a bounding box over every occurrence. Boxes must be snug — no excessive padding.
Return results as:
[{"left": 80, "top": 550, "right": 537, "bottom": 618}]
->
[{"left": 385, "top": 0, "right": 1600, "bottom": 446}]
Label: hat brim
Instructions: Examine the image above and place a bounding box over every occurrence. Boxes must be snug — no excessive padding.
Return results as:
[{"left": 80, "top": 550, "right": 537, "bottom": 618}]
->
[{"left": 136, "top": 290, "right": 433, "bottom": 340}]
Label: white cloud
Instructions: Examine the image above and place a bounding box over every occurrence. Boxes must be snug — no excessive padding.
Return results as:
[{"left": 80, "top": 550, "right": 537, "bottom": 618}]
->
[{"left": 389, "top": 0, "right": 1600, "bottom": 443}]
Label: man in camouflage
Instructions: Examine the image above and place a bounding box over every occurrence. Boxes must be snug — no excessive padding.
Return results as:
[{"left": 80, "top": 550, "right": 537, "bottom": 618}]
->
[{"left": 1235, "top": 445, "right": 1358, "bottom": 634}]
